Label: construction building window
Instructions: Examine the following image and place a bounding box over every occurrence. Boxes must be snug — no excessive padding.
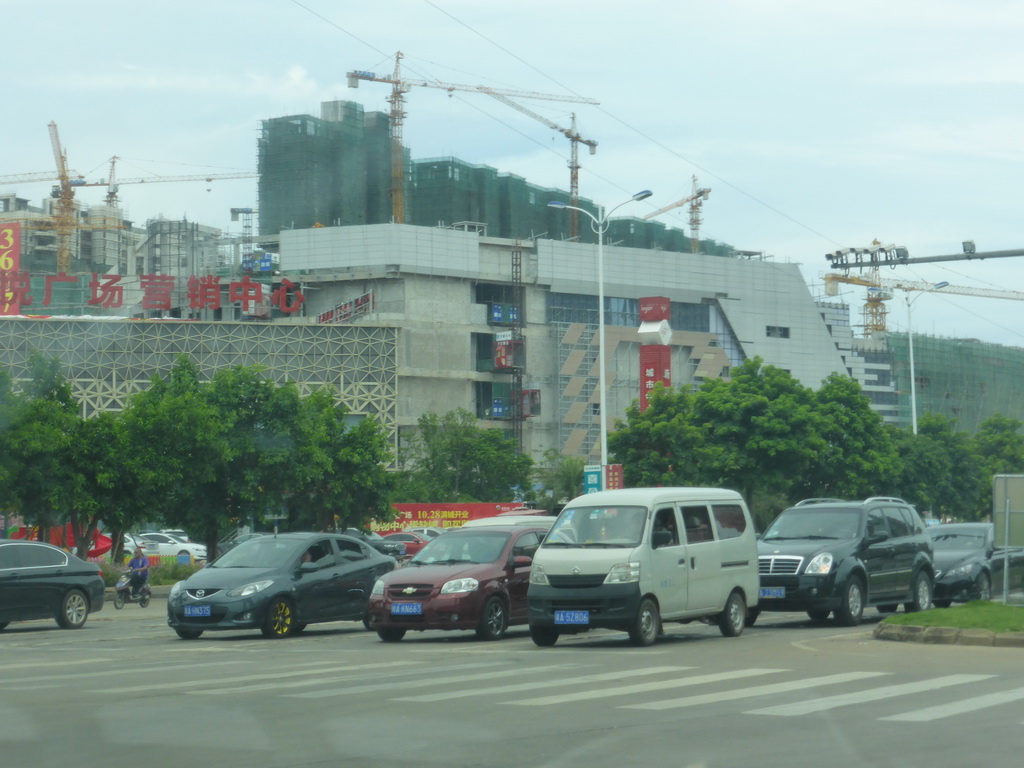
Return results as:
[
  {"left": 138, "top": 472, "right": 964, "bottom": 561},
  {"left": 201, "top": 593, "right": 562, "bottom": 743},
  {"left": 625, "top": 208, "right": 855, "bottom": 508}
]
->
[{"left": 766, "top": 325, "right": 791, "bottom": 339}]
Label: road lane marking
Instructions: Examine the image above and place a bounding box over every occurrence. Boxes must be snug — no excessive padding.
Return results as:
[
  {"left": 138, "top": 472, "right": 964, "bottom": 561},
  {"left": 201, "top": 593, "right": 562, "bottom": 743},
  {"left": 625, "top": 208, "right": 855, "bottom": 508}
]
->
[
  {"left": 623, "top": 671, "right": 888, "bottom": 710},
  {"left": 394, "top": 666, "right": 694, "bottom": 702},
  {"left": 882, "top": 685, "right": 1024, "bottom": 722},
  {"left": 94, "top": 660, "right": 422, "bottom": 694},
  {"left": 747, "top": 674, "right": 996, "bottom": 716},
  {"left": 283, "top": 666, "right": 569, "bottom": 699},
  {"left": 506, "top": 668, "right": 787, "bottom": 706}
]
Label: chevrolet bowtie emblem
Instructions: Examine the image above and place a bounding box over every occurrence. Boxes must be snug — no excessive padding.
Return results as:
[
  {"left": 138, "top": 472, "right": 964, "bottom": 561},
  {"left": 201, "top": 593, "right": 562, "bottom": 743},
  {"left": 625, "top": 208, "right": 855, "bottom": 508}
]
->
[{"left": 403, "top": 587, "right": 416, "bottom": 594}]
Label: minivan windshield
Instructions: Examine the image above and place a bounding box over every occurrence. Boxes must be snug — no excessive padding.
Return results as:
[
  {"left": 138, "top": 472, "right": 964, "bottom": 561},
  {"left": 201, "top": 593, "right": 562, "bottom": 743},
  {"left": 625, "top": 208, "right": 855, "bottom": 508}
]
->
[
  {"left": 544, "top": 505, "right": 647, "bottom": 548},
  {"left": 761, "top": 507, "right": 861, "bottom": 541}
]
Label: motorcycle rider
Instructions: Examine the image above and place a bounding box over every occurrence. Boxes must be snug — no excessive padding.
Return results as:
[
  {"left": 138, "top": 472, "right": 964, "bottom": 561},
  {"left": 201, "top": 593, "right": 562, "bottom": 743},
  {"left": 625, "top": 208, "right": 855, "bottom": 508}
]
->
[{"left": 127, "top": 546, "right": 150, "bottom": 599}]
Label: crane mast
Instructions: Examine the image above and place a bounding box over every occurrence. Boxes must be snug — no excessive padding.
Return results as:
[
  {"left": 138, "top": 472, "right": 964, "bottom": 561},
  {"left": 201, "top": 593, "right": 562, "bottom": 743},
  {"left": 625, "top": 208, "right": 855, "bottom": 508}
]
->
[
  {"left": 642, "top": 175, "right": 710, "bottom": 253},
  {"left": 348, "top": 51, "right": 599, "bottom": 225},
  {"left": 48, "top": 121, "right": 77, "bottom": 273}
]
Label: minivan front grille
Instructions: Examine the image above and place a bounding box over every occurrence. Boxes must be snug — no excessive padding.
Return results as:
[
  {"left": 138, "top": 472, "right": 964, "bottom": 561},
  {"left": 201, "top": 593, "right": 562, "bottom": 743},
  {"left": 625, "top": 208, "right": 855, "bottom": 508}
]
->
[{"left": 759, "top": 556, "right": 803, "bottom": 575}]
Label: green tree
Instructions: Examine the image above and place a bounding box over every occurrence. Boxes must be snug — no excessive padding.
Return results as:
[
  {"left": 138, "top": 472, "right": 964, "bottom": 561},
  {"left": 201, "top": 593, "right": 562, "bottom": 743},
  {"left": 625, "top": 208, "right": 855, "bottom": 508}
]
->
[
  {"left": 609, "top": 383, "right": 704, "bottom": 488},
  {"left": 532, "top": 449, "right": 585, "bottom": 511},
  {"left": 393, "top": 409, "right": 532, "bottom": 502},
  {"left": 891, "top": 414, "right": 985, "bottom": 521},
  {"left": 972, "top": 414, "right": 1024, "bottom": 516},
  {"left": 691, "top": 358, "right": 825, "bottom": 507},
  {"left": 797, "top": 372, "right": 900, "bottom": 499}
]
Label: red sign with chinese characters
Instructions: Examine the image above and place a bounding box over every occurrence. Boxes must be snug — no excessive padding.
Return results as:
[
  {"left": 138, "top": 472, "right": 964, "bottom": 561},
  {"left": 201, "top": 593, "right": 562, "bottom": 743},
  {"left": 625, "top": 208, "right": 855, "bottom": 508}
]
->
[
  {"left": 1, "top": 222, "right": 21, "bottom": 316},
  {"left": 605, "top": 464, "right": 624, "bottom": 490},
  {"left": 639, "top": 344, "right": 672, "bottom": 411},
  {"left": 0, "top": 270, "right": 306, "bottom": 315}
]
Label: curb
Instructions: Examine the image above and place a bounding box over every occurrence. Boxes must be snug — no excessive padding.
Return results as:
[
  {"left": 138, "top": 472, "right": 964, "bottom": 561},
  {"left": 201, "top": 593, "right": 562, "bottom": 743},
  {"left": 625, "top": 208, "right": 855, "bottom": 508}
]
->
[{"left": 873, "top": 622, "right": 1024, "bottom": 648}]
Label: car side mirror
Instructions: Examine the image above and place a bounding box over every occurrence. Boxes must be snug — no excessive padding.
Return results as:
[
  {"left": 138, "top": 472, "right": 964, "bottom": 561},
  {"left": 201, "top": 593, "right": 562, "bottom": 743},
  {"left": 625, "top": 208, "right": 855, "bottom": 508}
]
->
[
  {"left": 653, "top": 530, "right": 673, "bottom": 548},
  {"left": 511, "top": 555, "right": 532, "bottom": 568},
  {"left": 867, "top": 531, "right": 890, "bottom": 545},
  {"left": 299, "top": 561, "right": 318, "bottom": 573}
]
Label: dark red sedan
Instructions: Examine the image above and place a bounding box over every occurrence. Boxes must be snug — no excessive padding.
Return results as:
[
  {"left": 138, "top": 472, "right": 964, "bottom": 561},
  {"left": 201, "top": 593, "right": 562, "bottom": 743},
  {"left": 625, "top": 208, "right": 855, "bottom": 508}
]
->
[{"left": 368, "top": 524, "right": 549, "bottom": 641}]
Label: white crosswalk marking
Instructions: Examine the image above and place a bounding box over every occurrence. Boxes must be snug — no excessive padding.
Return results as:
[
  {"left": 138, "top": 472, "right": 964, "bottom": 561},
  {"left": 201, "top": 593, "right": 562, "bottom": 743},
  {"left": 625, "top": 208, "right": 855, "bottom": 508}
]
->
[
  {"left": 506, "top": 668, "right": 786, "bottom": 706},
  {"left": 747, "top": 674, "right": 996, "bottom": 716},
  {"left": 623, "top": 671, "right": 888, "bottom": 710},
  {"left": 285, "top": 665, "right": 568, "bottom": 700},
  {"left": 882, "top": 686, "right": 1024, "bottom": 722},
  {"left": 395, "top": 666, "right": 694, "bottom": 703},
  {"left": 95, "top": 660, "right": 420, "bottom": 694}
]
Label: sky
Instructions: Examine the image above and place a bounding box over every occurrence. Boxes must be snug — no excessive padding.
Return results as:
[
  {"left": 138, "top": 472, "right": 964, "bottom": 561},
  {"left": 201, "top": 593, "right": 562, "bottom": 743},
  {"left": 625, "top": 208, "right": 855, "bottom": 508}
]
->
[{"left": 4, "top": 0, "right": 1024, "bottom": 348}]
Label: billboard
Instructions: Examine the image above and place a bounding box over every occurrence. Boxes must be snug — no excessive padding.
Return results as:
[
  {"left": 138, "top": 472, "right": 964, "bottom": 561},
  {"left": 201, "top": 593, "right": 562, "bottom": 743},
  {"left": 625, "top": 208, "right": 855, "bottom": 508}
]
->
[{"left": 1, "top": 222, "right": 21, "bottom": 315}]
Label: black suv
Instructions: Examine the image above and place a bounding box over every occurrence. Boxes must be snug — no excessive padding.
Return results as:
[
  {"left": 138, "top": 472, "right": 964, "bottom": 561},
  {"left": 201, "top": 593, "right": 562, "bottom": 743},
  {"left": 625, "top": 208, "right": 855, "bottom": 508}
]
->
[{"left": 755, "top": 497, "right": 934, "bottom": 626}]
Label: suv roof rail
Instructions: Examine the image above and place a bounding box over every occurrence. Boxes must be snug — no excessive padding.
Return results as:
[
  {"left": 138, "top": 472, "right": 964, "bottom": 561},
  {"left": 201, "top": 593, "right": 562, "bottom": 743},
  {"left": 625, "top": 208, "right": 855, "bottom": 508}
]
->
[
  {"left": 793, "top": 497, "right": 846, "bottom": 506},
  {"left": 864, "top": 496, "right": 907, "bottom": 504}
]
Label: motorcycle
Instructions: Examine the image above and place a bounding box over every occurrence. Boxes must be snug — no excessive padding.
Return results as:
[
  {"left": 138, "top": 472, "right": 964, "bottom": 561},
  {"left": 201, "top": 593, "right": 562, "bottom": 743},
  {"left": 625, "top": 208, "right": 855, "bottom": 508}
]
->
[{"left": 113, "top": 571, "right": 152, "bottom": 609}]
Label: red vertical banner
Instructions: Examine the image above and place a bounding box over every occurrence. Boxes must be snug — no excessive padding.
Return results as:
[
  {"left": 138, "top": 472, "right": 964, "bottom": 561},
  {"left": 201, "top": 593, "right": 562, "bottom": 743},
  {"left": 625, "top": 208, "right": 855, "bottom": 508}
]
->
[
  {"left": 0, "top": 222, "right": 21, "bottom": 316},
  {"left": 639, "top": 345, "right": 672, "bottom": 411},
  {"left": 605, "top": 464, "right": 624, "bottom": 490}
]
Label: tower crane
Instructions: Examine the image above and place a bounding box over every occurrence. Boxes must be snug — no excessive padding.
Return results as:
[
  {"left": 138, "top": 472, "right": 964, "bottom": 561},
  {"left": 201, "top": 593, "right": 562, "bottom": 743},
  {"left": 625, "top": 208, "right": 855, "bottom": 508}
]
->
[
  {"left": 483, "top": 92, "right": 597, "bottom": 240},
  {"left": 642, "top": 176, "right": 711, "bottom": 253},
  {"left": 48, "top": 121, "right": 78, "bottom": 273},
  {"left": 82, "top": 156, "right": 259, "bottom": 205},
  {"left": 347, "top": 51, "right": 599, "bottom": 224},
  {"left": 823, "top": 269, "right": 1024, "bottom": 334}
]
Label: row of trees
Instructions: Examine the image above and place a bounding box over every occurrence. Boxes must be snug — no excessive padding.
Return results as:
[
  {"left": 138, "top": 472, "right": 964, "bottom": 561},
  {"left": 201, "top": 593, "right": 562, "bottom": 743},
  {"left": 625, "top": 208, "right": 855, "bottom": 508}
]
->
[
  {"left": 3, "top": 353, "right": 1021, "bottom": 558},
  {"left": 610, "top": 358, "right": 1024, "bottom": 529}
]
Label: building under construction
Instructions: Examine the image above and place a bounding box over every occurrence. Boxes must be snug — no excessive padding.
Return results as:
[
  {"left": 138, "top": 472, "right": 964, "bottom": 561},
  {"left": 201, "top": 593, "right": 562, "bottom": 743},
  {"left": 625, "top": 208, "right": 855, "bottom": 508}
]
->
[{"left": 257, "top": 101, "right": 733, "bottom": 255}]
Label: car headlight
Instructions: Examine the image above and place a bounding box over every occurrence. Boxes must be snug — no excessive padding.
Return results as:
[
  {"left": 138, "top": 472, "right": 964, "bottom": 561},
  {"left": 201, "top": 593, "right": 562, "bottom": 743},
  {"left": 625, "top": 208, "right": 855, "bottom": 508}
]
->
[
  {"left": 604, "top": 561, "right": 641, "bottom": 585},
  {"left": 945, "top": 563, "right": 975, "bottom": 579},
  {"left": 170, "top": 581, "right": 182, "bottom": 598},
  {"left": 530, "top": 564, "right": 549, "bottom": 586},
  {"left": 371, "top": 579, "right": 386, "bottom": 595},
  {"left": 804, "top": 553, "right": 833, "bottom": 574},
  {"left": 226, "top": 580, "right": 274, "bottom": 597},
  {"left": 440, "top": 578, "right": 479, "bottom": 594}
]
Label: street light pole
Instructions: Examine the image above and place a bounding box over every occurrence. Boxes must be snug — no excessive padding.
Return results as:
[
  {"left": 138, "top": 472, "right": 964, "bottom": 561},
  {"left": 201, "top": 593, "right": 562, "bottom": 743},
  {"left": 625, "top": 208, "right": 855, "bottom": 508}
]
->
[
  {"left": 906, "top": 281, "right": 949, "bottom": 435},
  {"left": 549, "top": 190, "right": 653, "bottom": 488}
]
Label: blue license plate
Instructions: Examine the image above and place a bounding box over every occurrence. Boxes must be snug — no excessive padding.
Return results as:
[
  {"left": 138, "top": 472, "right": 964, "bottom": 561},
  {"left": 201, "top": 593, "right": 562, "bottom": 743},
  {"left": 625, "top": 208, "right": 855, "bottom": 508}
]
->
[
  {"left": 554, "top": 610, "right": 590, "bottom": 625},
  {"left": 184, "top": 604, "right": 211, "bottom": 617},
  {"left": 759, "top": 587, "right": 785, "bottom": 599},
  {"left": 391, "top": 602, "right": 423, "bottom": 616}
]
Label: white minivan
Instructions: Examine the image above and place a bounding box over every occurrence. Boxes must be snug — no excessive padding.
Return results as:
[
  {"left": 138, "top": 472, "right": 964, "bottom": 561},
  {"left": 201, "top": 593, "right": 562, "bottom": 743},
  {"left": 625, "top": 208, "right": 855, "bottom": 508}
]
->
[{"left": 527, "top": 487, "right": 759, "bottom": 646}]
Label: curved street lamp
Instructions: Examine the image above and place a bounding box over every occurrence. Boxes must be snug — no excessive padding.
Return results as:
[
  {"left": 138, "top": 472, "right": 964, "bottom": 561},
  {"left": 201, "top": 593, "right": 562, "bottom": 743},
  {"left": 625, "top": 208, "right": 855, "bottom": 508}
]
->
[
  {"left": 906, "top": 281, "right": 949, "bottom": 434},
  {"left": 548, "top": 190, "right": 653, "bottom": 488}
]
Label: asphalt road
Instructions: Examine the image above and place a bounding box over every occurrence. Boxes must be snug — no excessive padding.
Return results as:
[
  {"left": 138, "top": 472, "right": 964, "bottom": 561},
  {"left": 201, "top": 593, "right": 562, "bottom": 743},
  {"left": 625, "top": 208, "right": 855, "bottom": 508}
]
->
[{"left": 2, "top": 597, "right": 1023, "bottom": 768}]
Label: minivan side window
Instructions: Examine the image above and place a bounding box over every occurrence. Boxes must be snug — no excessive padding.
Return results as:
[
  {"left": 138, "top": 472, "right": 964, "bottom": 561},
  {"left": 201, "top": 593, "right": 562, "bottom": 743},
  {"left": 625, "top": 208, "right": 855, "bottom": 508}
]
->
[
  {"left": 682, "top": 506, "right": 714, "bottom": 543},
  {"left": 712, "top": 504, "right": 747, "bottom": 540},
  {"left": 882, "top": 506, "right": 911, "bottom": 538},
  {"left": 653, "top": 507, "right": 680, "bottom": 546}
]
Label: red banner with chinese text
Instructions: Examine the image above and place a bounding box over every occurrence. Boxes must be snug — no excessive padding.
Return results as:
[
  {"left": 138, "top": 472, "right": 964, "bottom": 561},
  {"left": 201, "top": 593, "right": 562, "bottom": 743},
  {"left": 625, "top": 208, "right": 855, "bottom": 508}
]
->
[{"left": 1, "top": 222, "right": 21, "bottom": 315}]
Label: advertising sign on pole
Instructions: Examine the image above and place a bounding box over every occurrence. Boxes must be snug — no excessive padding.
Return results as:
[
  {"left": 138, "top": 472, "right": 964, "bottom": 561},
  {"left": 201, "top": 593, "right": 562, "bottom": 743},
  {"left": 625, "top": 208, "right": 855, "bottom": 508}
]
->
[{"left": 583, "top": 465, "right": 602, "bottom": 494}]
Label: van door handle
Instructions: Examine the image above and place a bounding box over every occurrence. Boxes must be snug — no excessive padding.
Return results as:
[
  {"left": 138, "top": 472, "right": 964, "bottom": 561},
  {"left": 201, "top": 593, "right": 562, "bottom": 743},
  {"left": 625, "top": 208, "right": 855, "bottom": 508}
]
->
[
  {"left": 677, "top": 559, "right": 687, "bottom": 567},
  {"left": 690, "top": 557, "right": 697, "bottom": 569}
]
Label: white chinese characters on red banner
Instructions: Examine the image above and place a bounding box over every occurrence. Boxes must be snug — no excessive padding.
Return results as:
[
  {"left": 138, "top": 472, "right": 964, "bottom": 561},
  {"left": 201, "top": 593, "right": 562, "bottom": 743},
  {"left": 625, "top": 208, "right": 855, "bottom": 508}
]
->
[
  {"left": 639, "top": 344, "right": 672, "bottom": 411},
  {"left": 0, "top": 271, "right": 306, "bottom": 314}
]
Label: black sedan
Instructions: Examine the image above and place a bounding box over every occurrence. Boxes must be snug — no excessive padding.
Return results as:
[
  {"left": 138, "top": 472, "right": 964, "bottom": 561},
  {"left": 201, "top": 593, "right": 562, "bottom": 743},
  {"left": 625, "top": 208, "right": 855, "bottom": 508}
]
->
[
  {"left": 166, "top": 532, "right": 396, "bottom": 639},
  {"left": 0, "top": 540, "right": 105, "bottom": 630},
  {"left": 928, "top": 522, "right": 1024, "bottom": 606},
  {"left": 343, "top": 528, "right": 406, "bottom": 559}
]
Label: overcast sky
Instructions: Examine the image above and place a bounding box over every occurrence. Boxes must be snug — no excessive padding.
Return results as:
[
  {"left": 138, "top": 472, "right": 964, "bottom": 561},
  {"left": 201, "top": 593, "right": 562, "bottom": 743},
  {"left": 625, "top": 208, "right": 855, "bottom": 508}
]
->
[{"left": 5, "top": 0, "right": 1024, "bottom": 348}]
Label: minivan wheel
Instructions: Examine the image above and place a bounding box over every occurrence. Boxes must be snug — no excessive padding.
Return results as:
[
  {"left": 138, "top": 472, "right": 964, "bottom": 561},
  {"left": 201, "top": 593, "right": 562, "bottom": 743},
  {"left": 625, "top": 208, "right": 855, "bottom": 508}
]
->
[
  {"left": 718, "top": 591, "right": 747, "bottom": 637},
  {"left": 806, "top": 608, "right": 831, "bottom": 622},
  {"left": 834, "top": 577, "right": 864, "bottom": 626},
  {"left": 905, "top": 570, "right": 933, "bottom": 613},
  {"left": 377, "top": 627, "right": 406, "bottom": 642},
  {"left": 530, "top": 624, "right": 559, "bottom": 647},
  {"left": 628, "top": 597, "right": 660, "bottom": 647}
]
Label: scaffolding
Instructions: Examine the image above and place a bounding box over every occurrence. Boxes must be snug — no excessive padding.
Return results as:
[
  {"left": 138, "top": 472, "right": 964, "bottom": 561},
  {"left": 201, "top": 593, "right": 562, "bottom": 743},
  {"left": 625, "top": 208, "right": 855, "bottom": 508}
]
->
[{"left": 887, "top": 333, "right": 1024, "bottom": 432}]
